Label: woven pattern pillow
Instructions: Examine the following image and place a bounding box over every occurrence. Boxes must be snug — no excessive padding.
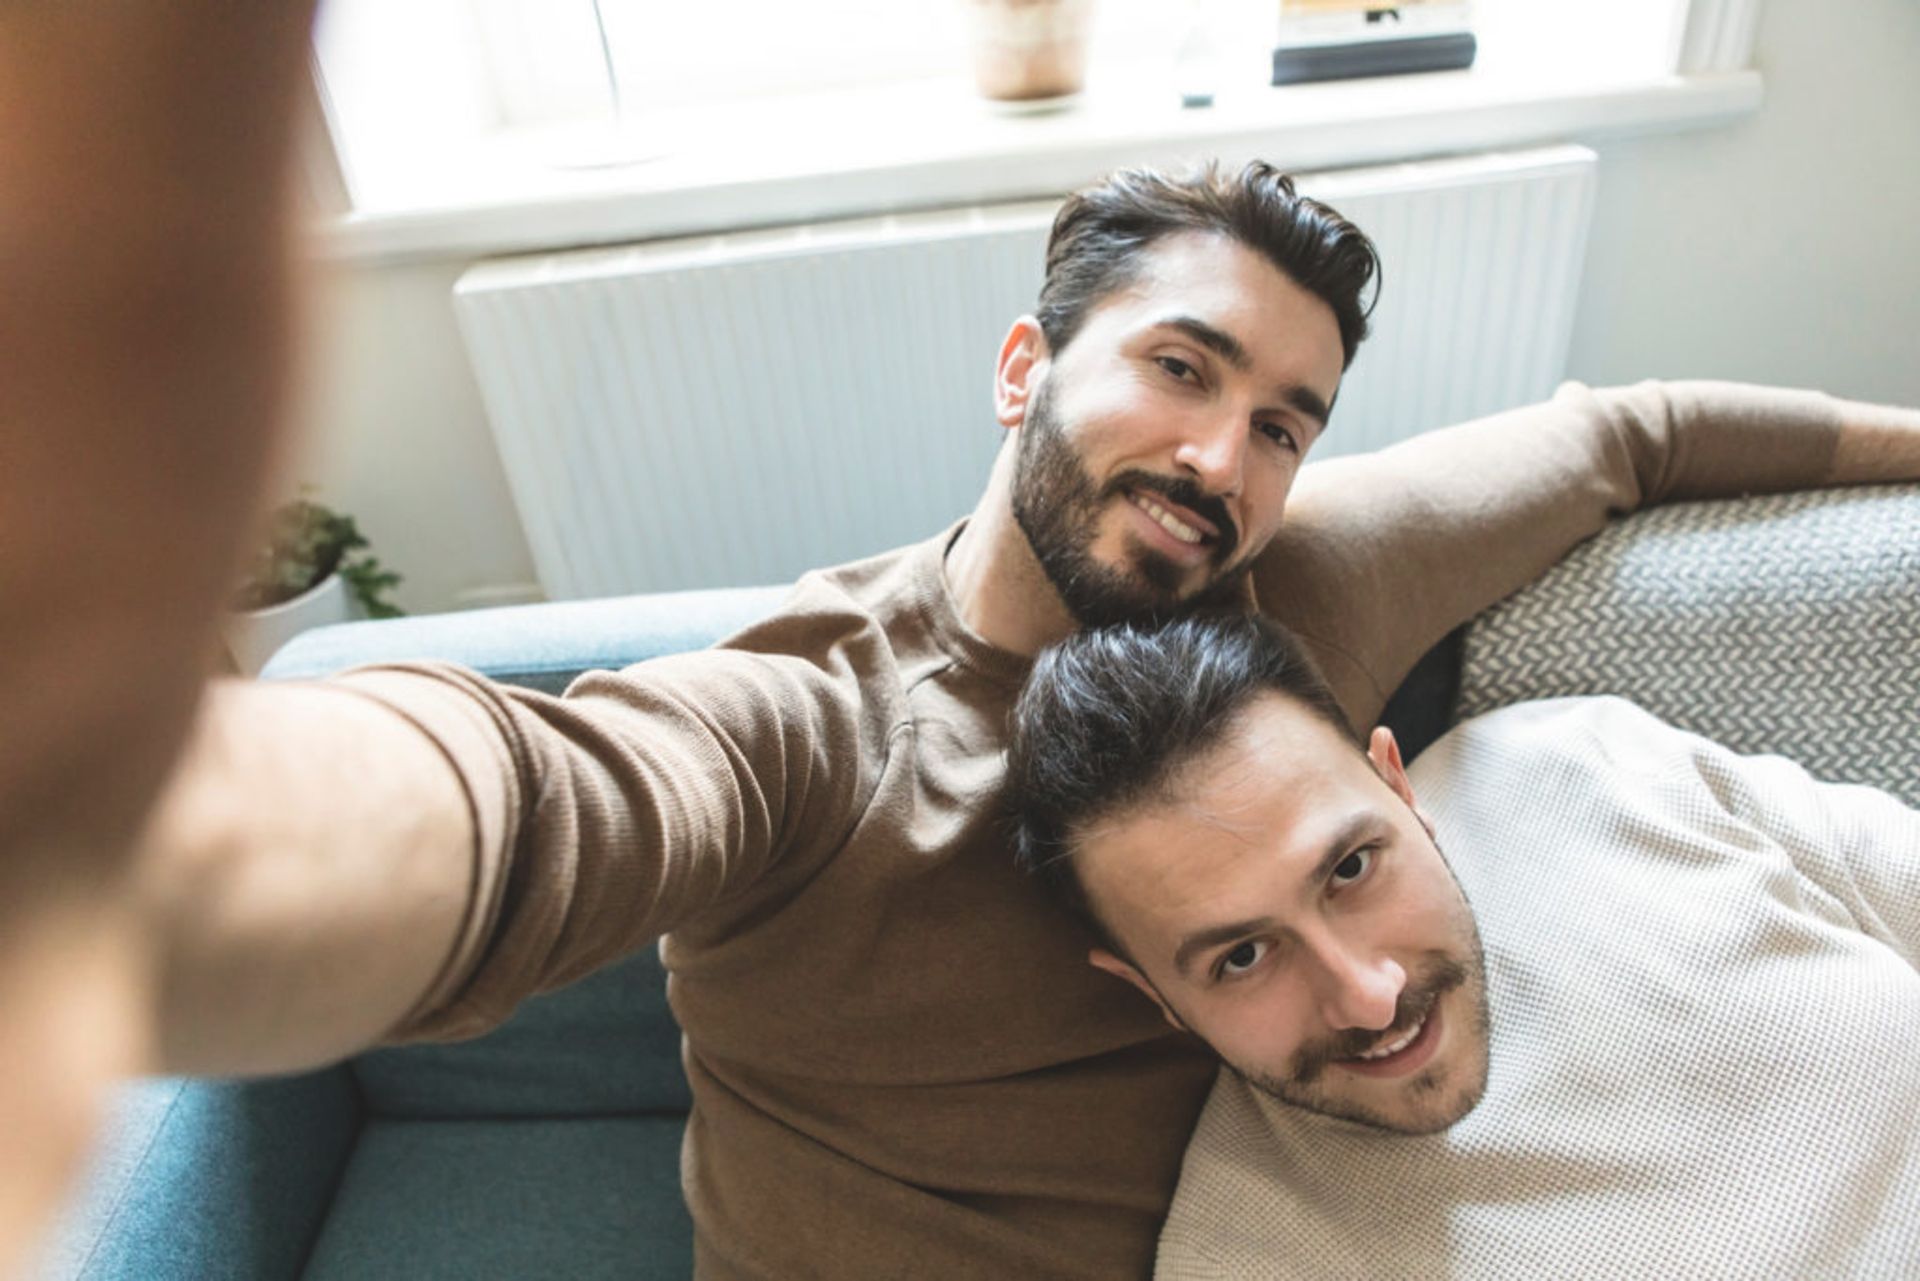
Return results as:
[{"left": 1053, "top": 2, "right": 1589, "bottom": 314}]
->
[{"left": 1457, "top": 483, "right": 1920, "bottom": 807}]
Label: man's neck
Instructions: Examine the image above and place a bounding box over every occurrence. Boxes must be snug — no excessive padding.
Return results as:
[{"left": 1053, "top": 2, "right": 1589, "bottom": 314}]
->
[{"left": 944, "top": 443, "right": 1078, "bottom": 658}]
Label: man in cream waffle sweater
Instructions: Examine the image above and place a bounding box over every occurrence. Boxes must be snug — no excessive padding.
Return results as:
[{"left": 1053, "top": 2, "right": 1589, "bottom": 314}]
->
[{"left": 1008, "top": 613, "right": 1919, "bottom": 1279}]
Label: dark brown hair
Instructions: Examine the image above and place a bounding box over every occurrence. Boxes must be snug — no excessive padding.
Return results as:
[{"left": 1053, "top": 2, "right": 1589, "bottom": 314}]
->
[
  {"left": 1006, "top": 612, "right": 1356, "bottom": 950},
  {"left": 1037, "top": 161, "right": 1380, "bottom": 369}
]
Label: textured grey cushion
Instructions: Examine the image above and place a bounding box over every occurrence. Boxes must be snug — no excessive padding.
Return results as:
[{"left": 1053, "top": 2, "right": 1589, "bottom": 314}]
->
[{"left": 1457, "top": 484, "right": 1920, "bottom": 807}]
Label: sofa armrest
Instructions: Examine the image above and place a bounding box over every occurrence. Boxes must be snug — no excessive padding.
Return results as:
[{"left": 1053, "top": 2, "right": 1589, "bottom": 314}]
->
[
  {"left": 261, "top": 584, "right": 791, "bottom": 692},
  {"left": 33, "top": 1071, "right": 361, "bottom": 1281}
]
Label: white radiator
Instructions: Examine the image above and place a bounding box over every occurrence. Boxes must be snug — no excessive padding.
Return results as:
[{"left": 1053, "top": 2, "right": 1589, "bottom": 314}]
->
[{"left": 455, "top": 145, "right": 1596, "bottom": 599}]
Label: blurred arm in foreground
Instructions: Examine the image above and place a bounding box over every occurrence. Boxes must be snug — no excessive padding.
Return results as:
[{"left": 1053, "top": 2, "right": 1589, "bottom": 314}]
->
[{"left": 0, "top": 4, "right": 320, "bottom": 1274}]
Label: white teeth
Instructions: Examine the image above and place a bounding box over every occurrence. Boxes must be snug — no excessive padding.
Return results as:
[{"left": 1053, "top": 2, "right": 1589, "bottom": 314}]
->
[
  {"left": 1132, "top": 494, "right": 1203, "bottom": 544},
  {"left": 1355, "top": 1013, "right": 1426, "bottom": 1061}
]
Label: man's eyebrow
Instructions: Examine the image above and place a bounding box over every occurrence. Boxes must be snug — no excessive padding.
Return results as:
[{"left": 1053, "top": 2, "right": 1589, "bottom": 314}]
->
[
  {"left": 1169, "top": 810, "right": 1378, "bottom": 980},
  {"left": 1173, "top": 915, "right": 1281, "bottom": 980},
  {"left": 1152, "top": 315, "right": 1333, "bottom": 429},
  {"left": 1157, "top": 315, "right": 1250, "bottom": 371},
  {"left": 1285, "top": 385, "right": 1334, "bottom": 432},
  {"left": 1305, "top": 812, "right": 1377, "bottom": 887}
]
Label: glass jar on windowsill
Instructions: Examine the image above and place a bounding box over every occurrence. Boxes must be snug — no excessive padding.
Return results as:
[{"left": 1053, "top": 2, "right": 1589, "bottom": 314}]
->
[{"left": 964, "top": 0, "right": 1094, "bottom": 108}]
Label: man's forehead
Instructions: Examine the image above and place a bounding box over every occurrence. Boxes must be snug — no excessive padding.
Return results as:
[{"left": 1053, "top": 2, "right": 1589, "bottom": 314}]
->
[
  {"left": 1076, "top": 699, "right": 1378, "bottom": 922},
  {"left": 1078, "top": 232, "right": 1344, "bottom": 390},
  {"left": 1086, "top": 777, "right": 1370, "bottom": 905},
  {"left": 1127, "top": 229, "right": 1251, "bottom": 285}
]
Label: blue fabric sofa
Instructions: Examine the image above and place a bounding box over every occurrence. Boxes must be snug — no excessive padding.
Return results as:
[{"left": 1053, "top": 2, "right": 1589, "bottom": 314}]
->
[
  {"left": 37, "top": 483, "right": 1916, "bottom": 1280},
  {"left": 36, "top": 586, "right": 789, "bottom": 1281}
]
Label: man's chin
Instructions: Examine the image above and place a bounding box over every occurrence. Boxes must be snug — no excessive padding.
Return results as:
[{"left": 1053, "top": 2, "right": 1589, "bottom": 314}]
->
[
  {"left": 1052, "top": 565, "right": 1186, "bottom": 630},
  {"left": 1058, "top": 554, "right": 1249, "bottom": 629},
  {"left": 1241, "top": 1064, "right": 1487, "bottom": 1137}
]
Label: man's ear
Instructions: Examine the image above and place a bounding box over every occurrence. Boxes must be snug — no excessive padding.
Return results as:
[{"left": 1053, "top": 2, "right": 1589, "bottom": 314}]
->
[
  {"left": 994, "top": 315, "right": 1047, "bottom": 432},
  {"left": 1089, "top": 947, "right": 1187, "bottom": 1032},
  {"left": 1367, "top": 726, "right": 1435, "bottom": 838}
]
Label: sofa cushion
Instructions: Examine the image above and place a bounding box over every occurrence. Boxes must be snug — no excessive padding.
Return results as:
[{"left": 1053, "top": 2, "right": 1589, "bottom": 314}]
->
[
  {"left": 1457, "top": 484, "right": 1920, "bottom": 806},
  {"left": 354, "top": 949, "right": 690, "bottom": 1119},
  {"left": 301, "top": 1117, "right": 691, "bottom": 1281}
]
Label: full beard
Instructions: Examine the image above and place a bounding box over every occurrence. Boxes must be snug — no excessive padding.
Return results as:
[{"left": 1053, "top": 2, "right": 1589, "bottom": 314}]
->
[{"left": 1009, "top": 380, "right": 1248, "bottom": 629}]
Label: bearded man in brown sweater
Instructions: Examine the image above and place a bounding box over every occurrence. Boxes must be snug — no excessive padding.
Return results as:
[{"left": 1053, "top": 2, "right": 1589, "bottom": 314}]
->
[{"left": 7, "top": 12, "right": 1920, "bottom": 1274}]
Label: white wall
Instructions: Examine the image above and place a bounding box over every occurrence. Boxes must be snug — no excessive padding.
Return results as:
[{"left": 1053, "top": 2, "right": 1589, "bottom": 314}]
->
[
  {"left": 289, "top": 258, "right": 541, "bottom": 614},
  {"left": 291, "top": 0, "right": 1920, "bottom": 615},
  {"left": 1567, "top": 0, "right": 1920, "bottom": 402}
]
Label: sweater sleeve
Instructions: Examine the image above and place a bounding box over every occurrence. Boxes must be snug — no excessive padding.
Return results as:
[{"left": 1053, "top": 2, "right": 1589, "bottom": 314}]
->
[
  {"left": 1252, "top": 380, "right": 1902, "bottom": 730},
  {"left": 330, "top": 608, "right": 898, "bottom": 1045},
  {"left": 1728, "top": 754, "right": 1920, "bottom": 972}
]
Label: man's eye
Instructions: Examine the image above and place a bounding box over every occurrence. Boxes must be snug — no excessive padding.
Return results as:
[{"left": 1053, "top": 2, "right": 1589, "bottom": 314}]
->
[
  {"left": 1217, "top": 939, "right": 1269, "bottom": 979},
  {"left": 1155, "top": 355, "right": 1198, "bottom": 382},
  {"left": 1257, "top": 421, "right": 1299, "bottom": 452},
  {"left": 1331, "top": 847, "right": 1374, "bottom": 886}
]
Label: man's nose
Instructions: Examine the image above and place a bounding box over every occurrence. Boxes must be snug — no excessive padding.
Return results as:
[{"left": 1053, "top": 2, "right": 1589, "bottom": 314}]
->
[
  {"left": 1172, "top": 409, "right": 1248, "bottom": 498},
  {"left": 1302, "top": 927, "right": 1405, "bottom": 1032}
]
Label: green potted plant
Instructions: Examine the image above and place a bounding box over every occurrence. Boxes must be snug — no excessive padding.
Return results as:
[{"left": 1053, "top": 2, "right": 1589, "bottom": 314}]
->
[{"left": 227, "top": 496, "right": 403, "bottom": 674}]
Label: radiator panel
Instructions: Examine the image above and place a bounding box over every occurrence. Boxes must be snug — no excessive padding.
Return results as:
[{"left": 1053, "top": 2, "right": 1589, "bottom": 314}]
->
[{"left": 456, "top": 146, "right": 1596, "bottom": 598}]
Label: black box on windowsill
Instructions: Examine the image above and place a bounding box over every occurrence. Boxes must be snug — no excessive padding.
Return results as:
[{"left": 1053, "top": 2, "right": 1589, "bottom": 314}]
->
[
  {"left": 1272, "top": 3, "right": 1477, "bottom": 86},
  {"left": 1272, "top": 30, "right": 1476, "bottom": 84}
]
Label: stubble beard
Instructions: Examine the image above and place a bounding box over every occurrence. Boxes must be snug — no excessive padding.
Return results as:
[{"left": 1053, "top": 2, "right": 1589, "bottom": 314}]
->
[
  {"left": 1009, "top": 379, "right": 1248, "bottom": 629},
  {"left": 1233, "top": 950, "right": 1490, "bottom": 1136},
  {"left": 1229, "top": 850, "right": 1493, "bottom": 1136}
]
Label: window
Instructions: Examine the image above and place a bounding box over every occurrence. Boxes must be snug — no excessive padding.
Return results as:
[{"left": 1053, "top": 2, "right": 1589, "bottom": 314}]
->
[{"left": 310, "top": 0, "right": 1754, "bottom": 244}]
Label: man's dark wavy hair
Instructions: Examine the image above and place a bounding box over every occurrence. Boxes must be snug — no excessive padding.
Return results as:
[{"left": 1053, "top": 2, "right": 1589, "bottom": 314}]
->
[
  {"left": 1036, "top": 161, "right": 1381, "bottom": 370},
  {"left": 1006, "top": 612, "right": 1357, "bottom": 951}
]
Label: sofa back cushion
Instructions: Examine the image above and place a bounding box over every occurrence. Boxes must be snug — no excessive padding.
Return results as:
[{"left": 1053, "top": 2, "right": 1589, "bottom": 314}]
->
[
  {"left": 1457, "top": 484, "right": 1920, "bottom": 807},
  {"left": 354, "top": 949, "right": 691, "bottom": 1118}
]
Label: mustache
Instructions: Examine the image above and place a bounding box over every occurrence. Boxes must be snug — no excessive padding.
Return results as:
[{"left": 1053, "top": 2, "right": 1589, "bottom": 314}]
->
[
  {"left": 1100, "top": 471, "right": 1240, "bottom": 563},
  {"left": 1290, "top": 954, "right": 1468, "bottom": 1086}
]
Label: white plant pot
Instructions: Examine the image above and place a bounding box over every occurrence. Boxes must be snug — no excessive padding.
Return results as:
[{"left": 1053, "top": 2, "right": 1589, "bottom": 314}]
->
[{"left": 227, "top": 572, "right": 363, "bottom": 676}]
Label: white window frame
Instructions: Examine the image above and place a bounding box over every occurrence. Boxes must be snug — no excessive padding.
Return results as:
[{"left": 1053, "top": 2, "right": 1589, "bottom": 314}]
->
[{"left": 1674, "top": 0, "right": 1764, "bottom": 72}]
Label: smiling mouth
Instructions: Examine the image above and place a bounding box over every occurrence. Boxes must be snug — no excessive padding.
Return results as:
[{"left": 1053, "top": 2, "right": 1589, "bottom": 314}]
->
[
  {"left": 1332, "top": 998, "right": 1447, "bottom": 1080},
  {"left": 1352, "top": 1011, "right": 1428, "bottom": 1061},
  {"left": 1126, "top": 490, "right": 1213, "bottom": 547}
]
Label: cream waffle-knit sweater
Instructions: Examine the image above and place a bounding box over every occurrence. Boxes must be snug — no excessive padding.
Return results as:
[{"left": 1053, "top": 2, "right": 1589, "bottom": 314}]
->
[{"left": 1157, "top": 696, "right": 1920, "bottom": 1280}]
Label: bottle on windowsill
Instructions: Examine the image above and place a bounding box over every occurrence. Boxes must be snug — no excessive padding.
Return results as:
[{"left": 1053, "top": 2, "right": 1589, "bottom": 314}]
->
[{"left": 1175, "top": 0, "right": 1220, "bottom": 108}]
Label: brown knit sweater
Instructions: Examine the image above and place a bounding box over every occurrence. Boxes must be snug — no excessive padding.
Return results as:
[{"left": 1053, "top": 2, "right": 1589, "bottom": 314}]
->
[{"left": 335, "top": 381, "right": 1851, "bottom": 1279}]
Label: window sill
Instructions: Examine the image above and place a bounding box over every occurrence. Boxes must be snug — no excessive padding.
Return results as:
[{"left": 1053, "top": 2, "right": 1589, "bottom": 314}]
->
[{"left": 317, "top": 65, "right": 1761, "bottom": 266}]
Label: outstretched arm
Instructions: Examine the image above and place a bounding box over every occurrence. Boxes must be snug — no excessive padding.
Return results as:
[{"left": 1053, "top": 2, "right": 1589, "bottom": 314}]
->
[
  {"left": 128, "top": 680, "right": 479, "bottom": 1077},
  {"left": 130, "top": 625, "right": 891, "bottom": 1074},
  {"left": 1255, "top": 380, "right": 1920, "bottom": 729}
]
